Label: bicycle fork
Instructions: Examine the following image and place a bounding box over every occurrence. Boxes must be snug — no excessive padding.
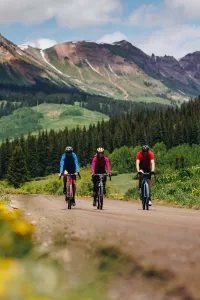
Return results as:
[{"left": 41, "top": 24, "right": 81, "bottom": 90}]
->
[{"left": 143, "top": 181, "right": 150, "bottom": 199}]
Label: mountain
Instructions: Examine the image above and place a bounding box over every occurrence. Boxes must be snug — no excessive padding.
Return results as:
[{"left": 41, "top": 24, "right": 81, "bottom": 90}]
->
[
  {"left": 1, "top": 34, "right": 200, "bottom": 102},
  {"left": 0, "top": 34, "right": 78, "bottom": 92},
  {"left": 180, "top": 52, "right": 200, "bottom": 83}
]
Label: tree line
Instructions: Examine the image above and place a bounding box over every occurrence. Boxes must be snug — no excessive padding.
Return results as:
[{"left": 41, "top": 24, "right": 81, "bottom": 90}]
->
[
  {"left": 0, "top": 96, "right": 200, "bottom": 185},
  {"left": 0, "top": 89, "right": 166, "bottom": 118}
]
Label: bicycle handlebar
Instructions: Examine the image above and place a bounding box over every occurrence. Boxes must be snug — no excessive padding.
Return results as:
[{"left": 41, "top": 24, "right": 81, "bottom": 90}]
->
[
  {"left": 138, "top": 171, "right": 156, "bottom": 175},
  {"left": 93, "top": 173, "right": 111, "bottom": 181},
  {"left": 59, "top": 173, "right": 81, "bottom": 180}
]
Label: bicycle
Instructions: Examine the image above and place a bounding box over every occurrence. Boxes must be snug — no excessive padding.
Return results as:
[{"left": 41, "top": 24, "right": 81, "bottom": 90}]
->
[
  {"left": 138, "top": 172, "right": 155, "bottom": 210},
  {"left": 93, "top": 173, "right": 111, "bottom": 210},
  {"left": 59, "top": 173, "right": 81, "bottom": 209}
]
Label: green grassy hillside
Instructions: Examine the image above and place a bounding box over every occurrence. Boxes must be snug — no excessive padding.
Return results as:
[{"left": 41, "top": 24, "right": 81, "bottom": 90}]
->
[{"left": 0, "top": 104, "right": 109, "bottom": 141}]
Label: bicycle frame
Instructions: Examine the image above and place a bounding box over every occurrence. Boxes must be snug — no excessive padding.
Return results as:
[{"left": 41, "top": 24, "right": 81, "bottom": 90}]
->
[
  {"left": 94, "top": 173, "right": 109, "bottom": 210},
  {"left": 138, "top": 172, "right": 154, "bottom": 210},
  {"left": 142, "top": 174, "right": 150, "bottom": 200},
  {"left": 66, "top": 174, "right": 73, "bottom": 199},
  {"left": 60, "top": 174, "right": 75, "bottom": 209}
]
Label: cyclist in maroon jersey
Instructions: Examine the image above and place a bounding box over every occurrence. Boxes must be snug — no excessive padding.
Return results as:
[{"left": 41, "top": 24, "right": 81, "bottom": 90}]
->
[
  {"left": 92, "top": 147, "right": 111, "bottom": 207},
  {"left": 136, "top": 145, "right": 155, "bottom": 206}
]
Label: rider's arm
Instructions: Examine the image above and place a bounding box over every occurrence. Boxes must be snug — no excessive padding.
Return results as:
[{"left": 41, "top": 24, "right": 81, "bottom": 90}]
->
[
  {"left": 136, "top": 152, "right": 142, "bottom": 172},
  {"left": 72, "top": 153, "right": 80, "bottom": 173},
  {"left": 151, "top": 160, "right": 155, "bottom": 172},
  {"left": 136, "top": 159, "right": 140, "bottom": 173},
  {"left": 92, "top": 157, "right": 97, "bottom": 174},
  {"left": 149, "top": 151, "right": 155, "bottom": 172},
  {"left": 105, "top": 157, "right": 111, "bottom": 174},
  {"left": 60, "top": 153, "right": 66, "bottom": 174}
]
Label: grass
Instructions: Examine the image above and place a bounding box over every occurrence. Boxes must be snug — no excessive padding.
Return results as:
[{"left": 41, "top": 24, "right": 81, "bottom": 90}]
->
[
  {"left": 33, "top": 103, "right": 109, "bottom": 132},
  {"left": 124, "top": 166, "right": 200, "bottom": 208},
  {"left": 110, "top": 173, "right": 137, "bottom": 196},
  {"left": 0, "top": 104, "right": 109, "bottom": 141}
]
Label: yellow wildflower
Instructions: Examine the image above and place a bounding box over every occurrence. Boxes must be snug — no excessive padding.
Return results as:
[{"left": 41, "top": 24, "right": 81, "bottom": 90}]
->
[
  {"left": 0, "top": 201, "right": 6, "bottom": 211},
  {"left": 0, "top": 209, "right": 23, "bottom": 222},
  {"left": 0, "top": 258, "right": 16, "bottom": 270},
  {"left": 12, "top": 220, "right": 34, "bottom": 236},
  {"left": 0, "top": 258, "right": 18, "bottom": 296}
]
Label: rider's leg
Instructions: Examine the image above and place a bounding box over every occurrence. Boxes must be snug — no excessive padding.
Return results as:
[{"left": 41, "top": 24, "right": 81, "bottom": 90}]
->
[
  {"left": 72, "top": 180, "right": 76, "bottom": 204},
  {"left": 138, "top": 173, "right": 143, "bottom": 200},
  {"left": 103, "top": 177, "right": 107, "bottom": 194},
  {"left": 147, "top": 178, "right": 152, "bottom": 205},
  {"left": 138, "top": 173, "right": 143, "bottom": 189},
  {"left": 93, "top": 176, "right": 97, "bottom": 206},
  {"left": 63, "top": 176, "right": 67, "bottom": 194}
]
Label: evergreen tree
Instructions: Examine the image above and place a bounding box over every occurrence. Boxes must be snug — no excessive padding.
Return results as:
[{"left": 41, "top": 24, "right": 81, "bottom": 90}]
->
[{"left": 7, "top": 146, "right": 29, "bottom": 188}]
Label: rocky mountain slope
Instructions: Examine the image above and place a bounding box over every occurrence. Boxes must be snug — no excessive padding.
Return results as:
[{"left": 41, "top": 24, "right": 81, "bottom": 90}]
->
[
  {"left": 1, "top": 34, "right": 200, "bottom": 102},
  {"left": 0, "top": 34, "right": 77, "bottom": 92}
]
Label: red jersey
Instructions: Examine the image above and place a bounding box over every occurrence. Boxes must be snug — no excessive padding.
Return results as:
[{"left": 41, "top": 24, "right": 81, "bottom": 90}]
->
[{"left": 136, "top": 151, "right": 154, "bottom": 171}]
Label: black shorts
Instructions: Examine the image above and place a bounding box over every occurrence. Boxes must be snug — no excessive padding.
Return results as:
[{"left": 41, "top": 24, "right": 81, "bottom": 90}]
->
[
  {"left": 139, "top": 169, "right": 151, "bottom": 180},
  {"left": 92, "top": 175, "right": 106, "bottom": 189}
]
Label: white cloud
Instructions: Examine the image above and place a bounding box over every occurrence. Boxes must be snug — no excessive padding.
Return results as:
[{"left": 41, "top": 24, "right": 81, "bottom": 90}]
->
[
  {"left": 131, "top": 25, "right": 200, "bottom": 59},
  {"left": 0, "top": 0, "right": 121, "bottom": 27},
  {"left": 97, "top": 25, "right": 200, "bottom": 59},
  {"left": 25, "top": 38, "right": 57, "bottom": 49},
  {"left": 128, "top": 3, "right": 184, "bottom": 28},
  {"left": 129, "top": 4, "right": 166, "bottom": 28},
  {"left": 96, "top": 31, "right": 128, "bottom": 44},
  {"left": 128, "top": 0, "right": 200, "bottom": 28},
  {"left": 167, "top": 0, "right": 200, "bottom": 19},
  {"left": 127, "top": 0, "right": 200, "bottom": 58}
]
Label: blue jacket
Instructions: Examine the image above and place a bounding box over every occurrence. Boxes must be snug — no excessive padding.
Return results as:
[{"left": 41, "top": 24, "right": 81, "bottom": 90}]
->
[{"left": 60, "top": 152, "right": 80, "bottom": 173}]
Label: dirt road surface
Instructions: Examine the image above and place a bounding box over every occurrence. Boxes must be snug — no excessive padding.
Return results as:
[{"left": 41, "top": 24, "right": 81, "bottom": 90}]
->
[{"left": 12, "top": 194, "right": 200, "bottom": 299}]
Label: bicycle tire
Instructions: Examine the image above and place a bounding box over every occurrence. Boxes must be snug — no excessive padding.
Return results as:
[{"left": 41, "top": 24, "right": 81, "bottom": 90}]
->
[
  {"left": 100, "top": 185, "right": 104, "bottom": 210},
  {"left": 145, "top": 184, "right": 149, "bottom": 210},
  {"left": 142, "top": 198, "right": 146, "bottom": 210},
  {"left": 142, "top": 181, "right": 145, "bottom": 210},
  {"left": 97, "top": 195, "right": 100, "bottom": 209},
  {"left": 68, "top": 197, "right": 72, "bottom": 209}
]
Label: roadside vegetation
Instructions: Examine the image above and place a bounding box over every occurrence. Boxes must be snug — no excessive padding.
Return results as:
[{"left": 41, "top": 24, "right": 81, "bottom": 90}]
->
[{"left": 1, "top": 142, "right": 200, "bottom": 208}]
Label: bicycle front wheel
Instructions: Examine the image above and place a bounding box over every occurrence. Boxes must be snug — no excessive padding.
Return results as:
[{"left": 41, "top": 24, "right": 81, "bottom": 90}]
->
[
  {"left": 142, "top": 197, "right": 146, "bottom": 210},
  {"left": 68, "top": 197, "right": 72, "bottom": 209},
  {"left": 144, "top": 183, "right": 150, "bottom": 210},
  {"left": 100, "top": 185, "right": 104, "bottom": 210}
]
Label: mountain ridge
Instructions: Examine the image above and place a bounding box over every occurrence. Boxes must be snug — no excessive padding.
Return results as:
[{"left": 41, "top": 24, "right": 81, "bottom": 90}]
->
[{"left": 1, "top": 34, "right": 200, "bottom": 102}]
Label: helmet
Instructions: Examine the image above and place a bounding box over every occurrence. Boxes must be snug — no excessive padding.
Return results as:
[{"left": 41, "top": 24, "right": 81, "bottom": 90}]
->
[
  {"left": 142, "top": 145, "right": 149, "bottom": 152},
  {"left": 65, "top": 146, "right": 73, "bottom": 153},
  {"left": 97, "top": 147, "right": 104, "bottom": 153}
]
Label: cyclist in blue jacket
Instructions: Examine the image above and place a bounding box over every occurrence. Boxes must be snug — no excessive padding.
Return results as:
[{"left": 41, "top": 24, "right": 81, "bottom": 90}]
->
[{"left": 59, "top": 146, "right": 80, "bottom": 206}]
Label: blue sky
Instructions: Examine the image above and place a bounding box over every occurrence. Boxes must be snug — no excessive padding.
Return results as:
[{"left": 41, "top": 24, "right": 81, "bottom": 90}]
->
[{"left": 1, "top": 0, "right": 200, "bottom": 58}]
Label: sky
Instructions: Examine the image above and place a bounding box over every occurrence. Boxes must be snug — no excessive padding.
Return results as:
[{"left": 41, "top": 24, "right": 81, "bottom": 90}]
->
[{"left": 1, "top": 0, "right": 200, "bottom": 58}]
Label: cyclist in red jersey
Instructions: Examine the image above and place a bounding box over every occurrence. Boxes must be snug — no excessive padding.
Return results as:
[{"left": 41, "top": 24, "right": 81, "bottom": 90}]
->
[
  {"left": 92, "top": 147, "right": 111, "bottom": 207},
  {"left": 136, "top": 145, "right": 155, "bottom": 206}
]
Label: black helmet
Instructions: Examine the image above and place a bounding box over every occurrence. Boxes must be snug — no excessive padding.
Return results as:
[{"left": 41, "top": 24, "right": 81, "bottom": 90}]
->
[
  {"left": 142, "top": 145, "right": 149, "bottom": 152},
  {"left": 65, "top": 146, "right": 73, "bottom": 153}
]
